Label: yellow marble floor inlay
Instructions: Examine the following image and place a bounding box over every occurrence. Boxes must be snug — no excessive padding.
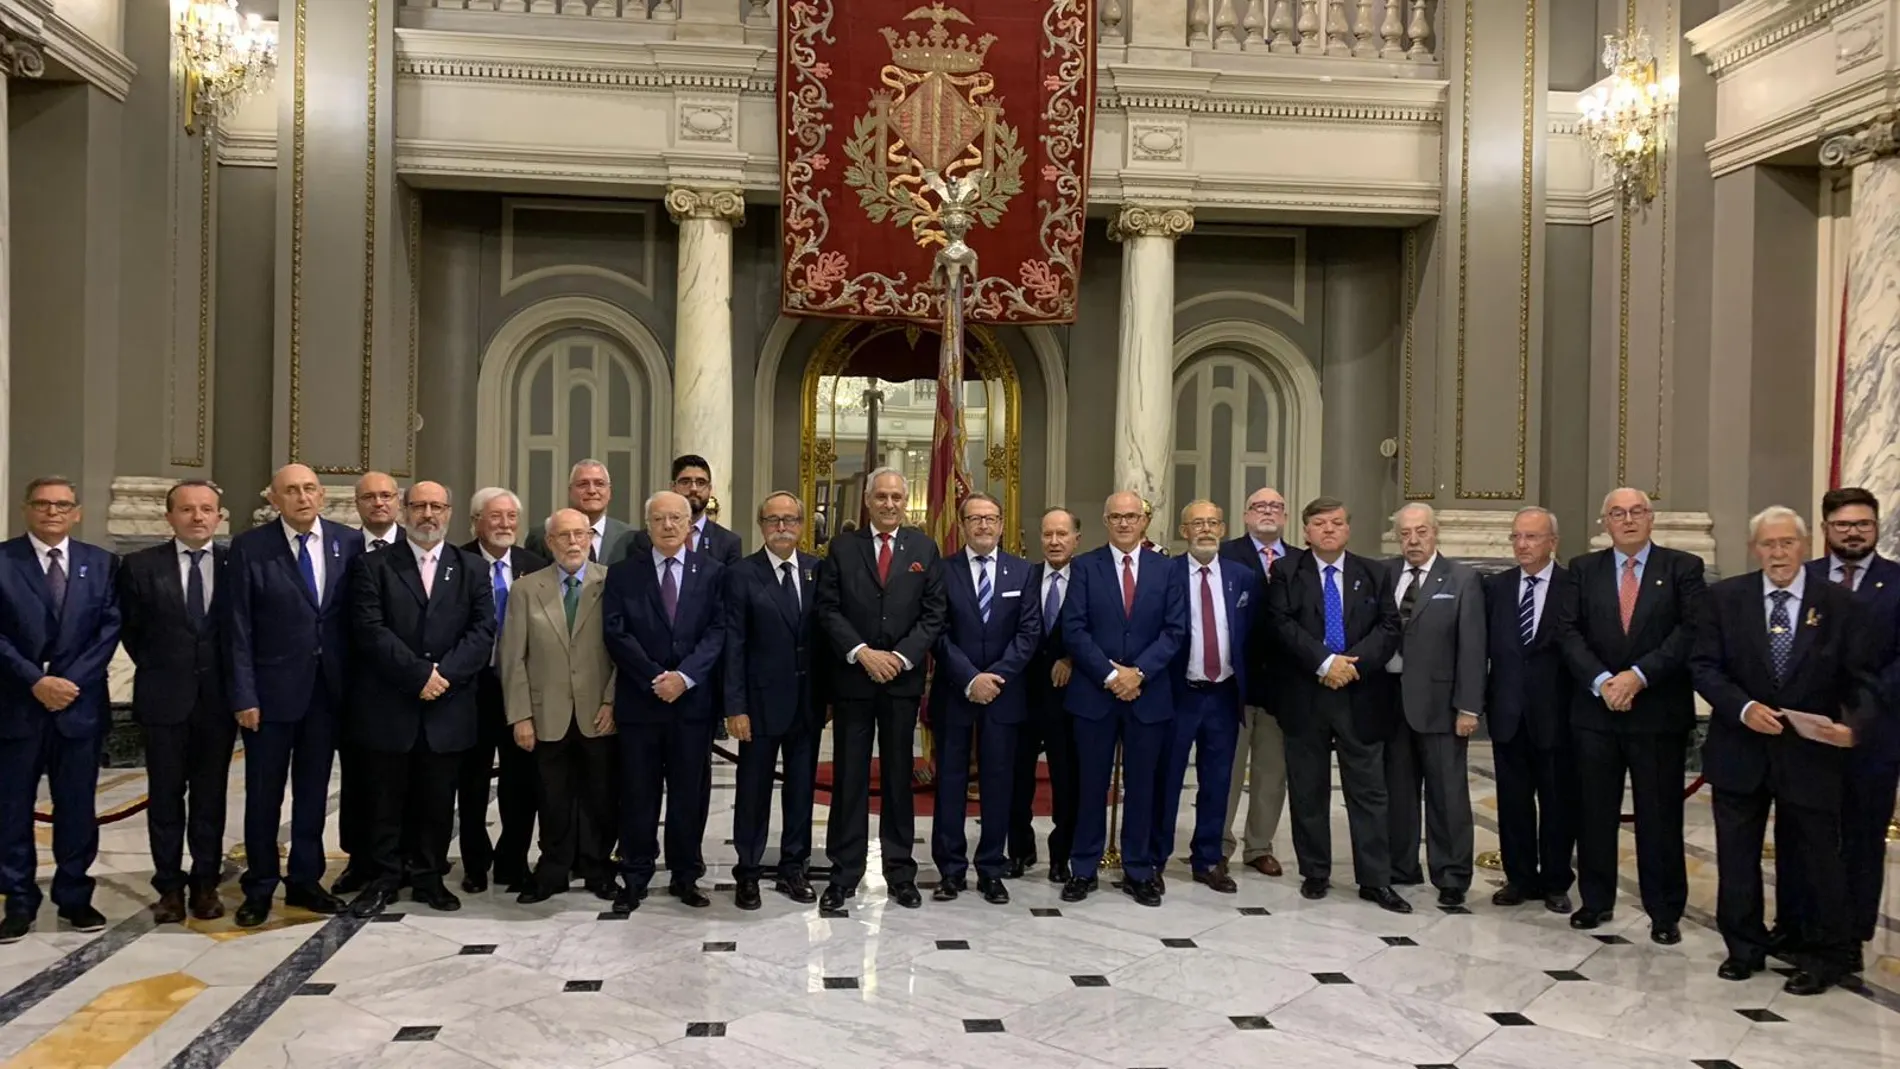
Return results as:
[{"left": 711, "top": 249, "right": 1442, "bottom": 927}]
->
[{"left": 1, "top": 971, "right": 205, "bottom": 1069}]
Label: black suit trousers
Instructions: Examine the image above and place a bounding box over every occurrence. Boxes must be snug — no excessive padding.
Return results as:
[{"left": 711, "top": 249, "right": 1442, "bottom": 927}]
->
[
  {"left": 142, "top": 698, "right": 238, "bottom": 894},
  {"left": 1573, "top": 727, "right": 1688, "bottom": 922},
  {"left": 826, "top": 695, "right": 920, "bottom": 889},
  {"left": 1491, "top": 732, "right": 1576, "bottom": 896},
  {"left": 457, "top": 669, "right": 537, "bottom": 882},
  {"left": 732, "top": 720, "right": 820, "bottom": 881},
  {"left": 362, "top": 734, "right": 460, "bottom": 892},
  {"left": 1009, "top": 689, "right": 1078, "bottom": 865},
  {"left": 1715, "top": 784, "right": 1851, "bottom": 968},
  {"left": 1283, "top": 692, "right": 1391, "bottom": 888},
  {"left": 530, "top": 720, "right": 618, "bottom": 891},
  {"left": 338, "top": 739, "right": 369, "bottom": 865},
  {"left": 239, "top": 691, "right": 338, "bottom": 900},
  {"left": 1775, "top": 752, "right": 1899, "bottom": 946},
  {"left": 617, "top": 718, "right": 715, "bottom": 888}
]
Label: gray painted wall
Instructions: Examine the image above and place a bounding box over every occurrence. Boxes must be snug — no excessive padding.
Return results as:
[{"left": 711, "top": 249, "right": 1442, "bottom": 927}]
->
[
  {"left": 214, "top": 167, "right": 278, "bottom": 524},
  {"left": 1542, "top": 224, "right": 1594, "bottom": 550}
]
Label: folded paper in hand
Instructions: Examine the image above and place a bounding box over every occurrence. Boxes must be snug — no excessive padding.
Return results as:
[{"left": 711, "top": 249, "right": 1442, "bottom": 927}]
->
[{"left": 1779, "top": 708, "right": 1850, "bottom": 747}]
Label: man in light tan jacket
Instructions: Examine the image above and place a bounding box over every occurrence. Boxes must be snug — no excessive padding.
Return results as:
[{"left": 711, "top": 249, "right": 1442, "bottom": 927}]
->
[{"left": 499, "top": 508, "right": 617, "bottom": 904}]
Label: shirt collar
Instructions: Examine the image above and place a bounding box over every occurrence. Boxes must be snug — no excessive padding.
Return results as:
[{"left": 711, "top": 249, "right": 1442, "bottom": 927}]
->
[
  {"left": 28, "top": 534, "right": 70, "bottom": 560},
  {"left": 1249, "top": 536, "right": 1287, "bottom": 558},
  {"left": 652, "top": 545, "right": 687, "bottom": 568},
  {"left": 765, "top": 548, "right": 797, "bottom": 571},
  {"left": 1613, "top": 543, "right": 1652, "bottom": 570},
  {"left": 1830, "top": 552, "right": 1874, "bottom": 575},
  {"left": 1047, "top": 562, "right": 1071, "bottom": 581},
  {"left": 1522, "top": 560, "right": 1555, "bottom": 583},
  {"left": 966, "top": 546, "right": 995, "bottom": 564},
  {"left": 480, "top": 545, "right": 508, "bottom": 567},
  {"left": 1193, "top": 555, "right": 1222, "bottom": 576},
  {"left": 365, "top": 526, "right": 399, "bottom": 546},
  {"left": 559, "top": 562, "right": 588, "bottom": 583},
  {"left": 408, "top": 539, "right": 441, "bottom": 565},
  {"left": 1402, "top": 553, "right": 1438, "bottom": 576},
  {"left": 176, "top": 538, "right": 212, "bottom": 557},
  {"left": 1115, "top": 546, "right": 1141, "bottom": 566},
  {"left": 282, "top": 517, "right": 321, "bottom": 545},
  {"left": 591, "top": 516, "right": 606, "bottom": 535},
  {"left": 1764, "top": 568, "right": 1807, "bottom": 600}
]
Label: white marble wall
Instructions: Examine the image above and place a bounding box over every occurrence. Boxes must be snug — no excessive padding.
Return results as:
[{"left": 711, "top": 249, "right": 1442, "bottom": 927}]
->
[
  {"left": 1828, "top": 120, "right": 1900, "bottom": 559},
  {"left": 666, "top": 187, "right": 744, "bottom": 511},
  {"left": 1109, "top": 204, "right": 1194, "bottom": 517}
]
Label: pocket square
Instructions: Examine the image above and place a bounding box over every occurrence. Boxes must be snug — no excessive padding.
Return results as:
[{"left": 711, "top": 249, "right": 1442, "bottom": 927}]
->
[
  {"left": 1236, "top": 591, "right": 1250, "bottom": 608},
  {"left": 1430, "top": 592, "right": 1454, "bottom": 600},
  {"left": 908, "top": 561, "right": 925, "bottom": 573},
  {"left": 1000, "top": 589, "right": 1022, "bottom": 598}
]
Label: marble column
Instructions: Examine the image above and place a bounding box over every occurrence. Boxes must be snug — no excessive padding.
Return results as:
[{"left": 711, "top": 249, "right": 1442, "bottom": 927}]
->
[
  {"left": 665, "top": 186, "right": 744, "bottom": 511},
  {"left": 1823, "top": 116, "right": 1900, "bottom": 559},
  {"left": 0, "top": 29, "right": 46, "bottom": 520},
  {"left": 1108, "top": 203, "right": 1193, "bottom": 521}
]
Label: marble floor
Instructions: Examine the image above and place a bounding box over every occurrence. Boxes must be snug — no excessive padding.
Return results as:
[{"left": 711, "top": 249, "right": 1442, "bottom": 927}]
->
[{"left": 0, "top": 742, "right": 1897, "bottom": 1069}]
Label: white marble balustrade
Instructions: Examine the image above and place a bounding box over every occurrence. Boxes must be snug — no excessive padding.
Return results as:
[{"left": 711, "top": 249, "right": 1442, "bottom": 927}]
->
[
  {"left": 400, "top": 0, "right": 770, "bottom": 23},
  {"left": 1172, "top": 0, "right": 1435, "bottom": 60}
]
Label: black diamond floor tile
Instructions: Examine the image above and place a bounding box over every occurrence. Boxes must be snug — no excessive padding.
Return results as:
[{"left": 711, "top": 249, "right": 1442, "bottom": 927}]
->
[
  {"left": 1693, "top": 1061, "right": 1744, "bottom": 1069},
  {"left": 393, "top": 1026, "right": 440, "bottom": 1042},
  {"left": 1313, "top": 973, "right": 1353, "bottom": 985},
  {"left": 820, "top": 907, "right": 849, "bottom": 918},
  {"left": 459, "top": 945, "right": 496, "bottom": 955},
  {"left": 1031, "top": 908, "right": 1062, "bottom": 917},
  {"left": 1161, "top": 938, "right": 1196, "bottom": 948},
  {"left": 1488, "top": 1011, "right": 1534, "bottom": 1026},
  {"left": 822, "top": 977, "right": 860, "bottom": 989},
  {"left": 1382, "top": 936, "right": 1418, "bottom": 947},
  {"left": 371, "top": 912, "right": 405, "bottom": 923},
  {"left": 293, "top": 983, "right": 334, "bottom": 996},
  {"left": 1237, "top": 906, "right": 1270, "bottom": 916},
  {"left": 1229, "top": 1015, "right": 1272, "bottom": 1030},
  {"left": 1736, "top": 1008, "right": 1785, "bottom": 1023},
  {"left": 1545, "top": 970, "right": 1587, "bottom": 981},
  {"left": 1416, "top": 1064, "right": 1461, "bottom": 1069},
  {"left": 1071, "top": 975, "right": 1110, "bottom": 987},
  {"left": 685, "top": 1022, "right": 727, "bottom": 1038},
  {"left": 564, "top": 980, "right": 603, "bottom": 992},
  {"left": 937, "top": 939, "right": 971, "bottom": 950},
  {"left": 1593, "top": 934, "right": 1631, "bottom": 945},
  {"left": 1438, "top": 904, "right": 1472, "bottom": 915},
  {"left": 703, "top": 941, "right": 736, "bottom": 952},
  {"left": 597, "top": 911, "right": 629, "bottom": 921},
  {"left": 963, "top": 1019, "right": 1005, "bottom": 1033}
]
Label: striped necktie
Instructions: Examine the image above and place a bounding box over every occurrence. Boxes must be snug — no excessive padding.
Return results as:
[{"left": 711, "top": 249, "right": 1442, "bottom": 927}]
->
[
  {"left": 1518, "top": 575, "right": 1538, "bottom": 645},
  {"left": 975, "top": 555, "right": 993, "bottom": 623}
]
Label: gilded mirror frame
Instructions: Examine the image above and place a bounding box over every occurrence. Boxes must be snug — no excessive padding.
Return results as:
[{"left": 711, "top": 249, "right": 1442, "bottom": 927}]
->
[{"left": 798, "top": 319, "right": 1022, "bottom": 554}]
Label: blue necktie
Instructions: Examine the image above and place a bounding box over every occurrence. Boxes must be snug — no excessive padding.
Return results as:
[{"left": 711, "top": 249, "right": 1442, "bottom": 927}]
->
[
  {"left": 296, "top": 533, "right": 320, "bottom": 605},
  {"left": 660, "top": 557, "right": 679, "bottom": 623},
  {"left": 1518, "top": 575, "right": 1538, "bottom": 646},
  {"left": 1768, "top": 590, "right": 1794, "bottom": 682},
  {"left": 1043, "top": 572, "right": 1062, "bottom": 635},
  {"left": 492, "top": 559, "right": 509, "bottom": 635},
  {"left": 975, "top": 555, "right": 992, "bottom": 623},
  {"left": 186, "top": 549, "right": 207, "bottom": 627},
  {"left": 1322, "top": 564, "right": 1346, "bottom": 654}
]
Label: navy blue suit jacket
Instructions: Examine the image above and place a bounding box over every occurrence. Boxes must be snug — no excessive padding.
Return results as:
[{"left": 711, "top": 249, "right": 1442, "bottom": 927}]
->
[
  {"left": 722, "top": 549, "right": 821, "bottom": 737},
  {"left": 932, "top": 549, "right": 1042, "bottom": 727},
  {"left": 1168, "top": 555, "right": 1259, "bottom": 715},
  {"left": 0, "top": 537, "right": 121, "bottom": 740},
  {"left": 1060, "top": 545, "right": 1187, "bottom": 725},
  {"left": 223, "top": 519, "right": 365, "bottom": 721},
  {"left": 604, "top": 551, "right": 726, "bottom": 725},
  {"left": 1220, "top": 537, "right": 1302, "bottom": 710},
  {"left": 1807, "top": 553, "right": 1900, "bottom": 763},
  {"left": 1482, "top": 563, "right": 1574, "bottom": 749}
]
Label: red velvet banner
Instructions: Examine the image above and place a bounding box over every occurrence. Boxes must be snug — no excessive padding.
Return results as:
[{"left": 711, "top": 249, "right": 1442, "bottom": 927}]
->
[{"left": 779, "top": 0, "right": 1096, "bottom": 325}]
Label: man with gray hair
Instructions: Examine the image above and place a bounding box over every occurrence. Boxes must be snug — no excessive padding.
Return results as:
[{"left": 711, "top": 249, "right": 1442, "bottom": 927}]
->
[
  {"left": 454, "top": 487, "right": 549, "bottom": 894},
  {"left": 1383, "top": 503, "right": 1487, "bottom": 907},
  {"left": 525, "top": 460, "right": 629, "bottom": 564}
]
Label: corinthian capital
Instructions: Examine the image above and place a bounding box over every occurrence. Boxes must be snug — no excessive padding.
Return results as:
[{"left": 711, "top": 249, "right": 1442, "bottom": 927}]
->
[
  {"left": 1108, "top": 204, "right": 1195, "bottom": 242},
  {"left": 0, "top": 30, "right": 46, "bottom": 79},
  {"left": 665, "top": 187, "right": 747, "bottom": 226},
  {"left": 1820, "top": 114, "right": 1899, "bottom": 169}
]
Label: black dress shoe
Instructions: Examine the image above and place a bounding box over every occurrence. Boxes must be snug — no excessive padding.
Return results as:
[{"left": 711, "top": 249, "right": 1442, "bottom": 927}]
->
[
  {"left": 978, "top": 876, "right": 1010, "bottom": 905},
  {"left": 189, "top": 886, "right": 225, "bottom": 921},
  {"left": 329, "top": 866, "right": 371, "bottom": 897},
  {"left": 585, "top": 876, "right": 618, "bottom": 901},
  {"left": 1490, "top": 884, "right": 1528, "bottom": 907},
  {"left": 819, "top": 885, "right": 849, "bottom": 912},
  {"left": 1004, "top": 858, "right": 1028, "bottom": 879},
  {"left": 515, "top": 885, "right": 557, "bottom": 905},
  {"left": 1650, "top": 924, "right": 1681, "bottom": 946},
  {"left": 1123, "top": 878, "right": 1162, "bottom": 908},
  {"left": 350, "top": 886, "right": 399, "bottom": 919},
  {"left": 493, "top": 866, "right": 528, "bottom": 891},
  {"left": 1783, "top": 969, "right": 1837, "bottom": 996},
  {"left": 1192, "top": 868, "right": 1238, "bottom": 894},
  {"left": 1359, "top": 887, "right": 1413, "bottom": 914},
  {"left": 413, "top": 884, "right": 462, "bottom": 912},
  {"left": 284, "top": 884, "right": 344, "bottom": 915},
  {"left": 1060, "top": 876, "right": 1096, "bottom": 902},
  {"left": 776, "top": 874, "right": 818, "bottom": 904},
  {"left": 669, "top": 883, "right": 712, "bottom": 909},
  {"left": 152, "top": 890, "right": 188, "bottom": 925},
  {"left": 234, "top": 897, "right": 271, "bottom": 928},
  {"left": 57, "top": 904, "right": 107, "bottom": 932},
  {"left": 1437, "top": 888, "right": 1466, "bottom": 908},
  {"left": 890, "top": 882, "right": 923, "bottom": 909},
  {"left": 1718, "top": 955, "right": 1765, "bottom": 981},
  {"left": 932, "top": 878, "right": 965, "bottom": 902},
  {"left": 1299, "top": 877, "right": 1329, "bottom": 900},
  {"left": 461, "top": 873, "right": 489, "bottom": 895},
  {"left": 735, "top": 879, "right": 763, "bottom": 911},
  {"left": 1767, "top": 927, "right": 1809, "bottom": 964},
  {"left": 1544, "top": 893, "right": 1572, "bottom": 914},
  {"left": 1569, "top": 907, "right": 1613, "bottom": 930},
  {"left": 1048, "top": 861, "right": 1072, "bottom": 883},
  {"left": 1154, "top": 873, "right": 1168, "bottom": 895},
  {"left": 612, "top": 888, "right": 644, "bottom": 914},
  {"left": 0, "top": 914, "right": 30, "bottom": 943}
]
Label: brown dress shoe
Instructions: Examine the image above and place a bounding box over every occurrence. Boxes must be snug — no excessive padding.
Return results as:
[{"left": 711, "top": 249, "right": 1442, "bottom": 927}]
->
[
  {"left": 152, "top": 889, "right": 188, "bottom": 925},
  {"left": 189, "top": 886, "right": 225, "bottom": 921},
  {"left": 1247, "top": 854, "right": 1283, "bottom": 877}
]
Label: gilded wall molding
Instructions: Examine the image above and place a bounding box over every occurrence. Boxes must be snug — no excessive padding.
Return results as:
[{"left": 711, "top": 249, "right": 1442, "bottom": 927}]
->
[
  {"left": 1108, "top": 204, "right": 1195, "bottom": 241},
  {"left": 396, "top": 188, "right": 420, "bottom": 480},
  {"left": 287, "top": 0, "right": 311, "bottom": 466},
  {"left": 352, "top": 0, "right": 382, "bottom": 477},
  {"left": 170, "top": 137, "right": 214, "bottom": 469}
]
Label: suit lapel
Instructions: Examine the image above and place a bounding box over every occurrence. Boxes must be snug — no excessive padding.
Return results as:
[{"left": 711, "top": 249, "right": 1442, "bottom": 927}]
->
[
  {"left": 319, "top": 527, "right": 347, "bottom": 610},
  {"left": 1781, "top": 583, "right": 1821, "bottom": 680},
  {"left": 11, "top": 542, "right": 55, "bottom": 616},
  {"left": 272, "top": 525, "right": 320, "bottom": 611},
  {"left": 539, "top": 571, "right": 573, "bottom": 650},
  {"left": 391, "top": 545, "right": 429, "bottom": 609},
  {"left": 154, "top": 544, "right": 188, "bottom": 616}
]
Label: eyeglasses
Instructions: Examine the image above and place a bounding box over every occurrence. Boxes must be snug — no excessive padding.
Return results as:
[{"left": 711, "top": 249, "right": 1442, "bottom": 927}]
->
[
  {"left": 963, "top": 514, "right": 1002, "bottom": 527},
  {"left": 1826, "top": 519, "right": 1876, "bottom": 533},
  {"left": 571, "top": 478, "right": 609, "bottom": 491},
  {"left": 408, "top": 502, "right": 451, "bottom": 514},
  {"left": 649, "top": 515, "right": 687, "bottom": 527},
  {"left": 674, "top": 476, "right": 711, "bottom": 489},
  {"left": 1606, "top": 507, "right": 1652, "bottom": 522},
  {"left": 1245, "top": 501, "right": 1286, "bottom": 514},
  {"left": 548, "top": 529, "right": 592, "bottom": 544},
  {"left": 26, "top": 499, "right": 77, "bottom": 514},
  {"left": 1508, "top": 532, "right": 1550, "bottom": 543},
  {"left": 1105, "top": 512, "right": 1144, "bottom": 524},
  {"left": 1183, "top": 518, "right": 1223, "bottom": 532},
  {"left": 760, "top": 515, "right": 802, "bottom": 529}
]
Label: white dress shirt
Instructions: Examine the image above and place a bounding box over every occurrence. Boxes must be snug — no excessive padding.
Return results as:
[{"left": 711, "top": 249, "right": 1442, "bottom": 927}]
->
[
  {"left": 765, "top": 548, "right": 800, "bottom": 602},
  {"left": 176, "top": 539, "right": 215, "bottom": 604},
  {"left": 363, "top": 526, "right": 402, "bottom": 552},
  {"left": 965, "top": 546, "right": 999, "bottom": 597},
  {"left": 652, "top": 545, "right": 695, "bottom": 689},
  {"left": 480, "top": 545, "right": 512, "bottom": 587},
  {"left": 1041, "top": 562, "right": 1071, "bottom": 615},
  {"left": 27, "top": 533, "right": 72, "bottom": 575},
  {"left": 1185, "top": 556, "right": 1234, "bottom": 683},
  {"left": 409, "top": 538, "right": 443, "bottom": 594},
  {"left": 1104, "top": 547, "right": 1145, "bottom": 685},
  {"left": 1518, "top": 560, "right": 1555, "bottom": 636},
  {"left": 591, "top": 517, "right": 608, "bottom": 560},
  {"left": 282, "top": 518, "right": 327, "bottom": 602}
]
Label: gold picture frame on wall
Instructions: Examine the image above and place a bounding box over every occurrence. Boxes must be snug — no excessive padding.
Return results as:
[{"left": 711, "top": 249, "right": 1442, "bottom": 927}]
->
[{"left": 797, "top": 319, "right": 1022, "bottom": 555}]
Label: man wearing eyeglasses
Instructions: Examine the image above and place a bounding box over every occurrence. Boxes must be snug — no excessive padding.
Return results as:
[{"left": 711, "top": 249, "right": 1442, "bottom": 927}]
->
[
  {"left": 1218, "top": 487, "right": 1301, "bottom": 877},
  {"left": 524, "top": 460, "right": 628, "bottom": 565},
  {"left": 1775, "top": 487, "right": 1900, "bottom": 979},
  {"left": 0, "top": 477, "right": 121, "bottom": 942},
  {"left": 1553, "top": 487, "right": 1706, "bottom": 946}
]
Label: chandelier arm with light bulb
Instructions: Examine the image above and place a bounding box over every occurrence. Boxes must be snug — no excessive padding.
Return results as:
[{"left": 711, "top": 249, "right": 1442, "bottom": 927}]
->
[
  {"left": 173, "top": 0, "right": 279, "bottom": 135},
  {"left": 1576, "top": 27, "right": 1678, "bottom": 210}
]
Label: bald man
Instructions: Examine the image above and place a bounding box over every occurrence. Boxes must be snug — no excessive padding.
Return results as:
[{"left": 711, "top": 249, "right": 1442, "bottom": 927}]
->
[{"left": 224, "top": 464, "right": 365, "bottom": 927}]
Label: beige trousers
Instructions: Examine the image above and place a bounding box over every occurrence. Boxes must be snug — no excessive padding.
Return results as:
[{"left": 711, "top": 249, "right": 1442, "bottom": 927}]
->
[{"left": 1222, "top": 705, "right": 1288, "bottom": 862}]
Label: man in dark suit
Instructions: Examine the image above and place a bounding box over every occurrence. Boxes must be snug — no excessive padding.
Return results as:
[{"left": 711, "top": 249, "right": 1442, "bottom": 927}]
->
[
  {"left": 929, "top": 493, "right": 1041, "bottom": 905},
  {"left": 1554, "top": 486, "right": 1706, "bottom": 945},
  {"left": 1059, "top": 491, "right": 1187, "bottom": 907},
  {"left": 1010, "top": 507, "right": 1084, "bottom": 882},
  {"left": 331, "top": 471, "right": 404, "bottom": 895},
  {"left": 814, "top": 468, "right": 948, "bottom": 912},
  {"left": 456, "top": 487, "right": 548, "bottom": 894},
  {"left": 1382, "top": 504, "right": 1486, "bottom": 907},
  {"left": 1219, "top": 486, "right": 1299, "bottom": 878},
  {"left": 1691, "top": 506, "right": 1880, "bottom": 995},
  {"left": 1157, "top": 500, "right": 1260, "bottom": 895},
  {"left": 611, "top": 454, "right": 744, "bottom": 565},
  {"left": 0, "top": 476, "right": 121, "bottom": 942},
  {"left": 1779, "top": 486, "right": 1900, "bottom": 972},
  {"left": 1483, "top": 506, "right": 1577, "bottom": 913},
  {"left": 344, "top": 482, "right": 495, "bottom": 917},
  {"left": 1265, "top": 497, "right": 1407, "bottom": 912},
  {"left": 603, "top": 490, "right": 726, "bottom": 912},
  {"left": 117, "top": 480, "right": 234, "bottom": 923},
  {"left": 723, "top": 491, "right": 823, "bottom": 909},
  {"left": 224, "top": 463, "right": 362, "bottom": 927},
  {"left": 524, "top": 459, "right": 631, "bottom": 564}
]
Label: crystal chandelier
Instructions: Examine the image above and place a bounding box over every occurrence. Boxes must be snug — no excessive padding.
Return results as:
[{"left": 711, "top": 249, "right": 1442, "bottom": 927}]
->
[
  {"left": 172, "top": 0, "right": 278, "bottom": 135},
  {"left": 1577, "top": 28, "right": 1678, "bottom": 210}
]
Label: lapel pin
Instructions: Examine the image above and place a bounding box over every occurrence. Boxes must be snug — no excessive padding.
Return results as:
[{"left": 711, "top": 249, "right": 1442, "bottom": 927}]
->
[
  {"left": 804, "top": 569, "right": 814, "bottom": 583},
  {"left": 1654, "top": 579, "right": 1662, "bottom": 586},
  {"left": 78, "top": 564, "right": 88, "bottom": 580},
  {"left": 1806, "top": 608, "right": 1821, "bottom": 627}
]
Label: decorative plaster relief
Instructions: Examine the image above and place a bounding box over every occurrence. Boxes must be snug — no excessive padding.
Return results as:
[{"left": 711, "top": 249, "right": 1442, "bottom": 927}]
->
[
  {"left": 677, "top": 101, "right": 735, "bottom": 143},
  {"left": 108, "top": 477, "right": 233, "bottom": 540},
  {"left": 1834, "top": 8, "right": 1885, "bottom": 73},
  {"left": 1127, "top": 121, "right": 1186, "bottom": 164}
]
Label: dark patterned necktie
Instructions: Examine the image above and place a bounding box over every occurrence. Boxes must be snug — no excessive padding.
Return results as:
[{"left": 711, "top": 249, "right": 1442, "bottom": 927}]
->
[
  {"left": 186, "top": 549, "right": 207, "bottom": 627},
  {"left": 1768, "top": 590, "right": 1794, "bottom": 683},
  {"left": 46, "top": 548, "right": 68, "bottom": 615},
  {"left": 1399, "top": 566, "right": 1422, "bottom": 625},
  {"left": 660, "top": 557, "right": 679, "bottom": 623},
  {"left": 777, "top": 561, "right": 800, "bottom": 618},
  {"left": 1322, "top": 565, "right": 1345, "bottom": 654}
]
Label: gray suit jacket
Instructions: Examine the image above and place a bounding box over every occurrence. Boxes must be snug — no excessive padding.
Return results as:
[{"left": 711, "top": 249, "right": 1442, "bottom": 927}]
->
[
  {"left": 1387, "top": 555, "right": 1488, "bottom": 733},
  {"left": 497, "top": 563, "right": 617, "bottom": 741}
]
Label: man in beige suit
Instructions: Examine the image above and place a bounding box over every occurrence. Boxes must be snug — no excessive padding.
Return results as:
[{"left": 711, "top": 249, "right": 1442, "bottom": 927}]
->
[{"left": 499, "top": 508, "right": 618, "bottom": 904}]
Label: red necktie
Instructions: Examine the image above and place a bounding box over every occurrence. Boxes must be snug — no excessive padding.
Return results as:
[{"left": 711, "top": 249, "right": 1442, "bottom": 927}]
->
[
  {"left": 1260, "top": 545, "right": 1276, "bottom": 580},
  {"left": 877, "top": 533, "right": 893, "bottom": 584},
  {"left": 1121, "top": 554, "right": 1136, "bottom": 617},
  {"left": 1618, "top": 557, "right": 1639, "bottom": 634},
  {"left": 1199, "top": 566, "right": 1221, "bottom": 679},
  {"left": 1840, "top": 562, "right": 1859, "bottom": 589}
]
